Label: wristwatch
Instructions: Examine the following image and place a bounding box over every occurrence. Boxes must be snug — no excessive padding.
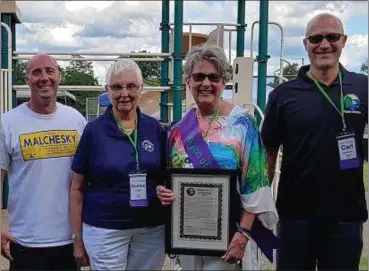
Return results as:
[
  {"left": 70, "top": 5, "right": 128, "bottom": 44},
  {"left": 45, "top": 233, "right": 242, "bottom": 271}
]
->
[{"left": 72, "top": 232, "right": 82, "bottom": 241}]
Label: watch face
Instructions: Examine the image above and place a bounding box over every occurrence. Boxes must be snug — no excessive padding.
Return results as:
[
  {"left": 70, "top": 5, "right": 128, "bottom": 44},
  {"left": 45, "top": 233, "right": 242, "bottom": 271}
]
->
[{"left": 72, "top": 233, "right": 81, "bottom": 240}]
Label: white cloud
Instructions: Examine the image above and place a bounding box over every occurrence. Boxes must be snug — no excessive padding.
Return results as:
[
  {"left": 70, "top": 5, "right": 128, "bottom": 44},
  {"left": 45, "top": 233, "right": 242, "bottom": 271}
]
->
[
  {"left": 65, "top": 1, "right": 114, "bottom": 12},
  {"left": 50, "top": 24, "right": 84, "bottom": 47},
  {"left": 12, "top": 0, "right": 368, "bottom": 86},
  {"left": 340, "top": 34, "right": 368, "bottom": 69},
  {"left": 347, "top": 34, "right": 368, "bottom": 49}
]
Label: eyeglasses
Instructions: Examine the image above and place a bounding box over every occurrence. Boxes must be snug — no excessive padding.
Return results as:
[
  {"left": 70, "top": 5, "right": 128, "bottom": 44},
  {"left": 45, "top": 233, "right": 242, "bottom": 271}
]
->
[
  {"left": 107, "top": 83, "right": 141, "bottom": 94},
  {"left": 191, "top": 73, "right": 223, "bottom": 83},
  {"left": 306, "top": 33, "right": 344, "bottom": 44}
]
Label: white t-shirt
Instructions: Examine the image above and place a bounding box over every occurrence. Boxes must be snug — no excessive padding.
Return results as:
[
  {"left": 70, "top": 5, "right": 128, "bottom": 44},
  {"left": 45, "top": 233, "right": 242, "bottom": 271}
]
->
[{"left": 0, "top": 102, "right": 87, "bottom": 247}]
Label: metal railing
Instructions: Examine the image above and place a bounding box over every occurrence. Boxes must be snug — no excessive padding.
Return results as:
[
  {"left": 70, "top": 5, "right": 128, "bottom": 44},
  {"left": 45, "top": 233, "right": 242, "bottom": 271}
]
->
[
  {"left": 250, "top": 21, "right": 285, "bottom": 82},
  {"left": 12, "top": 85, "right": 171, "bottom": 92},
  {"left": 12, "top": 53, "right": 170, "bottom": 68},
  {"left": 169, "top": 22, "right": 240, "bottom": 62},
  {"left": 273, "top": 58, "right": 292, "bottom": 83}
]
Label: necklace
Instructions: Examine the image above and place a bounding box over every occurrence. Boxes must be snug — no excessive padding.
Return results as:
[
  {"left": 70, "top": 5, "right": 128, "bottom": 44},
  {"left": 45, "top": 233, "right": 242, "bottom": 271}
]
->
[
  {"left": 113, "top": 111, "right": 137, "bottom": 135},
  {"left": 197, "top": 107, "right": 220, "bottom": 143},
  {"left": 123, "top": 127, "right": 134, "bottom": 133}
]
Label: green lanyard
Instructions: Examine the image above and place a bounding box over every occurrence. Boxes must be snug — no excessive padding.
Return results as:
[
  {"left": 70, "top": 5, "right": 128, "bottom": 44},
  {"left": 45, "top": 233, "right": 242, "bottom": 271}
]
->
[
  {"left": 310, "top": 71, "right": 347, "bottom": 130},
  {"left": 203, "top": 107, "right": 220, "bottom": 142},
  {"left": 116, "top": 120, "right": 139, "bottom": 170}
]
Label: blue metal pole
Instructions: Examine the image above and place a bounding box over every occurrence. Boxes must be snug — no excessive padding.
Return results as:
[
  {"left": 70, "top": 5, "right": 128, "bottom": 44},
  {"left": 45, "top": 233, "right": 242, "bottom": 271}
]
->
[
  {"left": 160, "top": 0, "right": 170, "bottom": 123},
  {"left": 256, "top": 0, "right": 269, "bottom": 112},
  {"left": 1, "top": 14, "right": 12, "bottom": 210},
  {"left": 1, "top": 14, "right": 11, "bottom": 69},
  {"left": 172, "top": 0, "right": 183, "bottom": 123},
  {"left": 236, "top": 0, "right": 246, "bottom": 57}
]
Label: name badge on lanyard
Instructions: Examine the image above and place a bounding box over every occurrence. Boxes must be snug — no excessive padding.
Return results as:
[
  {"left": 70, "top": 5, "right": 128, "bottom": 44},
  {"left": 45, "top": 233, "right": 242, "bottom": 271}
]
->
[
  {"left": 336, "top": 132, "right": 360, "bottom": 170},
  {"left": 115, "top": 118, "right": 148, "bottom": 207},
  {"left": 129, "top": 171, "right": 148, "bottom": 207},
  {"left": 310, "top": 71, "right": 360, "bottom": 170}
]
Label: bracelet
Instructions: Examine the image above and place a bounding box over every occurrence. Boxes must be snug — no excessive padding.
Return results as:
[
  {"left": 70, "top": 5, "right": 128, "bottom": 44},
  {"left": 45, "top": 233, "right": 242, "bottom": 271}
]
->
[
  {"left": 237, "top": 226, "right": 252, "bottom": 240},
  {"left": 72, "top": 231, "right": 82, "bottom": 241}
]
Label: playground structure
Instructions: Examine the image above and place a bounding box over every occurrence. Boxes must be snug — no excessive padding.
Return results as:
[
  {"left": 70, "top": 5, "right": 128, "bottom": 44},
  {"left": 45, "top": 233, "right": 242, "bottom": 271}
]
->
[{"left": 1, "top": 0, "right": 283, "bottom": 204}]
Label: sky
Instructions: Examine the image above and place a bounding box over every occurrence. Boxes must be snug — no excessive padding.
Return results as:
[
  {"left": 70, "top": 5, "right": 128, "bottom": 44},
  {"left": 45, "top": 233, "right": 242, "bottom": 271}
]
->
[{"left": 14, "top": 0, "right": 368, "bottom": 88}]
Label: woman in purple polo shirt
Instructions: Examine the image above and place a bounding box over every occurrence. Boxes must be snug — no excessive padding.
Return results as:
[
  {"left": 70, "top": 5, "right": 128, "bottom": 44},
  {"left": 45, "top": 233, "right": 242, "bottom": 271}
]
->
[
  {"left": 157, "top": 44, "right": 279, "bottom": 270},
  {"left": 69, "top": 59, "right": 167, "bottom": 270}
]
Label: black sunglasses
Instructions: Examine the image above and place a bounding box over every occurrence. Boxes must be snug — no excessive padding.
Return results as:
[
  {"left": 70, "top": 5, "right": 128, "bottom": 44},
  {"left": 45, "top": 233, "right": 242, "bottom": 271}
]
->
[
  {"left": 306, "top": 33, "right": 344, "bottom": 44},
  {"left": 191, "top": 73, "right": 223, "bottom": 83}
]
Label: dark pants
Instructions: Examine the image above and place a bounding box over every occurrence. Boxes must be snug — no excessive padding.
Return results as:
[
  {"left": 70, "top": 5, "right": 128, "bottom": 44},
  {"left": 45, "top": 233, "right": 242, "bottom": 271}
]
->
[
  {"left": 276, "top": 219, "right": 363, "bottom": 270},
  {"left": 9, "top": 243, "right": 77, "bottom": 270}
]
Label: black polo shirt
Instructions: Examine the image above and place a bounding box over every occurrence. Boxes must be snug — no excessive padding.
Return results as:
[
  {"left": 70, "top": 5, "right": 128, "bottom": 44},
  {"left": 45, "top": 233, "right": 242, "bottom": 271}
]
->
[{"left": 261, "top": 64, "right": 368, "bottom": 223}]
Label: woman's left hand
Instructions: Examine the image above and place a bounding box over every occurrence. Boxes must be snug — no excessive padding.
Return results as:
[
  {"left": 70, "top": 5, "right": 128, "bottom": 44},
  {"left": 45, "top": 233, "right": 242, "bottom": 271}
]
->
[{"left": 222, "top": 232, "right": 248, "bottom": 264}]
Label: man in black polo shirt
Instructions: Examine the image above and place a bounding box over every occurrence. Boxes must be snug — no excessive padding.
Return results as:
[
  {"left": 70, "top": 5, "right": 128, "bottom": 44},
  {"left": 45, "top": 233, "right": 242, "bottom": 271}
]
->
[{"left": 261, "top": 13, "right": 368, "bottom": 270}]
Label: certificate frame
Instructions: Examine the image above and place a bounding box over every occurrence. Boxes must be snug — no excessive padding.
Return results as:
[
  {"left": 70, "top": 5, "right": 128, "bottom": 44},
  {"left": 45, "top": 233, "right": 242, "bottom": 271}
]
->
[{"left": 165, "top": 168, "right": 240, "bottom": 257}]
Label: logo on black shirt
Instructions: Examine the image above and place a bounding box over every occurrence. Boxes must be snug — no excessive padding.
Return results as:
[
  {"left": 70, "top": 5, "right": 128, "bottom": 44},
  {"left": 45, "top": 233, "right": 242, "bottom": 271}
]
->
[{"left": 344, "top": 93, "right": 361, "bottom": 114}]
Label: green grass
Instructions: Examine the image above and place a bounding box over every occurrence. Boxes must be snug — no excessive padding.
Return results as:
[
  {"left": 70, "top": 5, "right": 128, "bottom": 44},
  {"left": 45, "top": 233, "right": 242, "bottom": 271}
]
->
[
  {"left": 360, "top": 162, "right": 368, "bottom": 271},
  {"left": 360, "top": 249, "right": 368, "bottom": 271},
  {"left": 364, "top": 162, "right": 368, "bottom": 191}
]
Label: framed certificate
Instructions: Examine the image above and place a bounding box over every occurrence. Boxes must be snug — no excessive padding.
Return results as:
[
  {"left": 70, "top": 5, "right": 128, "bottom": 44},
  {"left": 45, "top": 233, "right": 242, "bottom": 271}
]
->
[{"left": 165, "top": 168, "right": 241, "bottom": 256}]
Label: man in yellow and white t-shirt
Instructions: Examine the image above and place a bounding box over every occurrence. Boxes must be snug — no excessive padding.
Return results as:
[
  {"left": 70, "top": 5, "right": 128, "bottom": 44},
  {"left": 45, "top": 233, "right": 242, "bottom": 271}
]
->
[{"left": 0, "top": 54, "right": 86, "bottom": 270}]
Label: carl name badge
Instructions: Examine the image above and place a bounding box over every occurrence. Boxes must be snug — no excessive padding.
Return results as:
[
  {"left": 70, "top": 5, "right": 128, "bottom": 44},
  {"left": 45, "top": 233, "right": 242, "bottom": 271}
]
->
[{"left": 337, "top": 133, "right": 360, "bottom": 170}]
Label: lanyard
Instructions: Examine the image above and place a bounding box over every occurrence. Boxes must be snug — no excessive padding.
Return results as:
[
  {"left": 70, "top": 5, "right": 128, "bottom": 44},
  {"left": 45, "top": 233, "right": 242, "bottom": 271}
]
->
[
  {"left": 198, "top": 106, "right": 220, "bottom": 142},
  {"left": 116, "top": 120, "right": 139, "bottom": 170},
  {"left": 310, "top": 71, "right": 347, "bottom": 130}
]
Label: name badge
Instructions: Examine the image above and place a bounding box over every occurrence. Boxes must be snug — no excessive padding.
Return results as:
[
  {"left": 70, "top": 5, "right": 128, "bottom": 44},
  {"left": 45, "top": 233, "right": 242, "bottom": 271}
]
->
[
  {"left": 336, "top": 132, "right": 360, "bottom": 170},
  {"left": 129, "top": 172, "right": 148, "bottom": 207}
]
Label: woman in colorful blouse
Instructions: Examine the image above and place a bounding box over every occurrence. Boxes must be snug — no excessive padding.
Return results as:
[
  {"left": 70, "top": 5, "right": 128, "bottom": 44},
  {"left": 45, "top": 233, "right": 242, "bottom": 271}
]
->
[{"left": 157, "top": 44, "right": 278, "bottom": 270}]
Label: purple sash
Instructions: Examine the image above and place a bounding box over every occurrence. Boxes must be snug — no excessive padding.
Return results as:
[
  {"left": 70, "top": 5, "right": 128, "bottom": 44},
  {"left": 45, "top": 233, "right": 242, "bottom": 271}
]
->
[
  {"left": 177, "top": 108, "right": 279, "bottom": 263},
  {"left": 178, "top": 108, "right": 220, "bottom": 169}
]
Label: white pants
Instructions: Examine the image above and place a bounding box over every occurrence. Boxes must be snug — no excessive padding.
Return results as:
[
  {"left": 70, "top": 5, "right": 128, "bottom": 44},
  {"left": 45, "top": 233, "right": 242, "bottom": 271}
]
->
[
  {"left": 82, "top": 223, "right": 165, "bottom": 270},
  {"left": 179, "top": 239, "right": 260, "bottom": 270},
  {"left": 179, "top": 255, "right": 241, "bottom": 270}
]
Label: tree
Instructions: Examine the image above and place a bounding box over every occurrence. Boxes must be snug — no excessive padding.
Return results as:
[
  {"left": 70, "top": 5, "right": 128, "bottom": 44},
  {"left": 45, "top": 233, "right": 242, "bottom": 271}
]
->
[
  {"left": 62, "top": 55, "right": 100, "bottom": 115},
  {"left": 15, "top": 61, "right": 27, "bottom": 84},
  {"left": 62, "top": 55, "right": 98, "bottom": 85},
  {"left": 361, "top": 58, "right": 368, "bottom": 74},
  {"left": 14, "top": 56, "right": 101, "bottom": 116},
  {"left": 124, "top": 50, "right": 161, "bottom": 85},
  {"left": 268, "top": 63, "right": 299, "bottom": 89}
]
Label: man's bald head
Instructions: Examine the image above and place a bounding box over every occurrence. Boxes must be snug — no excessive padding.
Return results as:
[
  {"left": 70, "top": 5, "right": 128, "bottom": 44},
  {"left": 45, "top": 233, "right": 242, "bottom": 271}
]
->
[
  {"left": 305, "top": 13, "right": 344, "bottom": 37},
  {"left": 26, "top": 54, "right": 59, "bottom": 74}
]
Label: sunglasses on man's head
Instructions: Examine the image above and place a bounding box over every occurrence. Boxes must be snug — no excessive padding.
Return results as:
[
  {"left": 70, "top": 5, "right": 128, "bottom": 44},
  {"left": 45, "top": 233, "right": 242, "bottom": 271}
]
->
[
  {"left": 306, "top": 33, "right": 344, "bottom": 44},
  {"left": 191, "top": 73, "right": 223, "bottom": 83}
]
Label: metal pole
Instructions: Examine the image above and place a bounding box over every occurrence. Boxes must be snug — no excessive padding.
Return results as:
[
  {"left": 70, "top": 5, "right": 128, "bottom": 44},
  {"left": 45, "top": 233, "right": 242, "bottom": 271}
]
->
[
  {"left": 236, "top": 0, "right": 246, "bottom": 57},
  {"left": 0, "top": 7, "right": 2, "bottom": 212},
  {"left": 172, "top": 0, "right": 183, "bottom": 123},
  {"left": 256, "top": 0, "right": 269, "bottom": 112},
  {"left": 228, "top": 30, "right": 232, "bottom": 62},
  {"left": 0, "top": 10, "right": 3, "bottom": 120},
  {"left": 14, "top": 51, "right": 172, "bottom": 57},
  {"left": 160, "top": 0, "right": 170, "bottom": 123},
  {"left": 13, "top": 56, "right": 166, "bottom": 62}
]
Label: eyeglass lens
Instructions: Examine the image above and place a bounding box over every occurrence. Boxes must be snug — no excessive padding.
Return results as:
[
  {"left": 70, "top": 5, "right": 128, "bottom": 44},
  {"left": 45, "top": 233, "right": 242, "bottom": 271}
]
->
[{"left": 307, "top": 33, "right": 342, "bottom": 44}]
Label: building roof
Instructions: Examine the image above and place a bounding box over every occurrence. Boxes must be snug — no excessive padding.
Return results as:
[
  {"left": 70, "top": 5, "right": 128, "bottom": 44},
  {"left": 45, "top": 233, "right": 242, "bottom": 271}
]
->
[{"left": 0, "top": 0, "right": 22, "bottom": 23}]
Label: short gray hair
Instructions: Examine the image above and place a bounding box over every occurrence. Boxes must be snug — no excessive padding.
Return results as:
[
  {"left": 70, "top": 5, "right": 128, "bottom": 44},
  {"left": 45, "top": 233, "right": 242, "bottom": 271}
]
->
[
  {"left": 106, "top": 58, "right": 143, "bottom": 85},
  {"left": 305, "top": 13, "right": 344, "bottom": 36},
  {"left": 183, "top": 44, "right": 232, "bottom": 82}
]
